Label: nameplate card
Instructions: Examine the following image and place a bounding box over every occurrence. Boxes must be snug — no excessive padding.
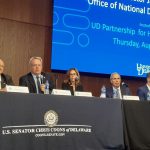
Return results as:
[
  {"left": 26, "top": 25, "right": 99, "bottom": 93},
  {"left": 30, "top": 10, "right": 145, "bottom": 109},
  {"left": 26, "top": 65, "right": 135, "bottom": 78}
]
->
[
  {"left": 74, "top": 91, "right": 92, "bottom": 97},
  {"left": 123, "top": 95, "right": 139, "bottom": 101},
  {"left": 51, "top": 89, "right": 71, "bottom": 96},
  {"left": 6, "top": 85, "right": 29, "bottom": 93}
]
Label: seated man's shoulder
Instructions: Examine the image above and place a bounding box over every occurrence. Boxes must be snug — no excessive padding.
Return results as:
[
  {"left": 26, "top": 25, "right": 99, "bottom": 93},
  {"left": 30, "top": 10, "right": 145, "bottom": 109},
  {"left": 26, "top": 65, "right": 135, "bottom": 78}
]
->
[
  {"left": 137, "top": 85, "right": 146, "bottom": 91},
  {"left": 41, "top": 72, "right": 49, "bottom": 78},
  {"left": 19, "top": 72, "right": 31, "bottom": 79},
  {"left": 123, "top": 86, "right": 130, "bottom": 90},
  {"left": 2, "top": 73, "right": 12, "bottom": 78},
  {"left": 106, "top": 86, "right": 113, "bottom": 91},
  {"left": 43, "top": 72, "right": 53, "bottom": 77}
]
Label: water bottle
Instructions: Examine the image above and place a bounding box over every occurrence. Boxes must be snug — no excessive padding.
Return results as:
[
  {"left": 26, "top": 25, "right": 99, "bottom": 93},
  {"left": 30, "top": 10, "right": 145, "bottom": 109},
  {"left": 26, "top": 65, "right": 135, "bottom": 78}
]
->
[
  {"left": 147, "top": 91, "right": 150, "bottom": 100},
  {"left": 44, "top": 80, "right": 49, "bottom": 94},
  {"left": 100, "top": 85, "right": 106, "bottom": 98}
]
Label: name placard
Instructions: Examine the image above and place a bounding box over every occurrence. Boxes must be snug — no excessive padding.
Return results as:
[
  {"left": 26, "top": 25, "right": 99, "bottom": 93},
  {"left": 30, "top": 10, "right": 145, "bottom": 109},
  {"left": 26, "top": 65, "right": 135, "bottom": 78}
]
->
[
  {"left": 51, "top": 89, "right": 71, "bottom": 96},
  {"left": 123, "top": 95, "right": 139, "bottom": 101},
  {"left": 74, "top": 91, "right": 92, "bottom": 97},
  {"left": 6, "top": 85, "right": 29, "bottom": 93}
]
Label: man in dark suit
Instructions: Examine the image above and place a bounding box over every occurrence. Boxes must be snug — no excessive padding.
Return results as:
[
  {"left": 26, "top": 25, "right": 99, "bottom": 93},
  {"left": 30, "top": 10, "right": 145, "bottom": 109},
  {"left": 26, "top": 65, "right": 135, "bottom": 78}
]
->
[
  {"left": 19, "top": 57, "right": 54, "bottom": 94},
  {"left": 106, "top": 72, "right": 131, "bottom": 99},
  {"left": 0, "top": 59, "right": 14, "bottom": 91},
  {"left": 137, "top": 73, "right": 150, "bottom": 101}
]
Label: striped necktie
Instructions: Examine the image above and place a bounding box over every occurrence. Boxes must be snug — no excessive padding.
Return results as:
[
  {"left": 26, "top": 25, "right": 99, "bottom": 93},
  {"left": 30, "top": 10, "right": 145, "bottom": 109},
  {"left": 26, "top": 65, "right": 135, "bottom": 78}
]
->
[
  {"left": 116, "top": 88, "right": 121, "bottom": 99},
  {"left": 36, "top": 76, "right": 41, "bottom": 94}
]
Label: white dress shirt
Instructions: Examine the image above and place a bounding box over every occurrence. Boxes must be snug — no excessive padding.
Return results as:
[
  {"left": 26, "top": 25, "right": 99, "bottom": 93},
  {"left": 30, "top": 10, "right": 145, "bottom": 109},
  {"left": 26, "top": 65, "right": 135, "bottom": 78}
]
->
[{"left": 0, "top": 75, "right": 1, "bottom": 89}]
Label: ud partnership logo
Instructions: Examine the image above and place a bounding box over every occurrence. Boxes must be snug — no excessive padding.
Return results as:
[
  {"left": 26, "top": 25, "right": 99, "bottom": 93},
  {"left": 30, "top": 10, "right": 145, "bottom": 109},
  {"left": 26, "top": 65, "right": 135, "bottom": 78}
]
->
[
  {"left": 137, "top": 63, "right": 150, "bottom": 76},
  {"left": 44, "top": 110, "right": 58, "bottom": 127}
]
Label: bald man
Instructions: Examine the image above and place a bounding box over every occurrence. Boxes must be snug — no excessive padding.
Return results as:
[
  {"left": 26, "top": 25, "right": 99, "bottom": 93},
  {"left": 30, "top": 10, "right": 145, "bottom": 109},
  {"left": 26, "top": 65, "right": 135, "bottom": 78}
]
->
[
  {"left": 0, "top": 59, "right": 14, "bottom": 90},
  {"left": 105, "top": 72, "right": 131, "bottom": 99}
]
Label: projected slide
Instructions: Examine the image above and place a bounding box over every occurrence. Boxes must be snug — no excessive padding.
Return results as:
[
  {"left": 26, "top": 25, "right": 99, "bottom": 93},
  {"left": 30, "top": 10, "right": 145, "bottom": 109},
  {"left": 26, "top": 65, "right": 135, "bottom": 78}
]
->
[{"left": 51, "top": 0, "right": 150, "bottom": 77}]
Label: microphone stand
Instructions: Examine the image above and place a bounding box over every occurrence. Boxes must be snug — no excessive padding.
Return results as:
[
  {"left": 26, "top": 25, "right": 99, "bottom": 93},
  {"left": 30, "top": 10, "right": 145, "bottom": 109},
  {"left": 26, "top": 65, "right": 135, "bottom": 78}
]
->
[{"left": 54, "top": 74, "right": 58, "bottom": 89}]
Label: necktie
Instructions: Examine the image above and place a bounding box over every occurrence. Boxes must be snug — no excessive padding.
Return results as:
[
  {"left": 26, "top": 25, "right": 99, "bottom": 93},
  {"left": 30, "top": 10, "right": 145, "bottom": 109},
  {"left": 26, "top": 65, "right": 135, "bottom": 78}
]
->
[
  {"left": 116, "top": 89, "right": 121, "bottom": 99},
  {"left": 36, "top": 76, "right": 41, "bottom": 94}
]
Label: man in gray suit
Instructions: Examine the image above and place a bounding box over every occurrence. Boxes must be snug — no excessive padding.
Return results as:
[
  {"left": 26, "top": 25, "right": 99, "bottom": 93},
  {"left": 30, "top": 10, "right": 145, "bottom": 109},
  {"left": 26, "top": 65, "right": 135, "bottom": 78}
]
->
[
  {"left": 137, "top": 73, "right": 150, "bottom": 101},
  {"left": 106, "top": 72, "right": 131, "bottom": 99}
]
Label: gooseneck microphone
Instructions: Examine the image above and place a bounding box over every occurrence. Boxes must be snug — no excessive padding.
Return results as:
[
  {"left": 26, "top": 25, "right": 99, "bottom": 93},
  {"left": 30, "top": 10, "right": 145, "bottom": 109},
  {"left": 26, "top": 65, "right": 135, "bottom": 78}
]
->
[
  {"left": 122, "top": 82, "right": 128, "bottom": 87},
  {"left": 75, "top": 76, "right": 80, "bottom": 81},
  {"left": 40, "top": 75, "right": 45, "bottom": 84}
]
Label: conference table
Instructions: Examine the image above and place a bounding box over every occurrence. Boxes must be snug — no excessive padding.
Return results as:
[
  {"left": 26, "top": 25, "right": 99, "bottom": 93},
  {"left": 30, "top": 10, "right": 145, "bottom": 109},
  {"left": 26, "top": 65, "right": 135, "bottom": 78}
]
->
[{"left": 0, "top": 92, "right": 149, "bottom": 150}]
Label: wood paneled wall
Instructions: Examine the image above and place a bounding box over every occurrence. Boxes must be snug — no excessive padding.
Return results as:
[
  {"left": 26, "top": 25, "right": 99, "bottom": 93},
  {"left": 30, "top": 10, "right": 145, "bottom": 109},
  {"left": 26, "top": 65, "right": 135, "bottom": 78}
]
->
[
  {"left": 0, "top": 0, "right": 145, "bottom": 97},
  {"left": 0, "top": 0, "right": 51, "bottom": 84}
]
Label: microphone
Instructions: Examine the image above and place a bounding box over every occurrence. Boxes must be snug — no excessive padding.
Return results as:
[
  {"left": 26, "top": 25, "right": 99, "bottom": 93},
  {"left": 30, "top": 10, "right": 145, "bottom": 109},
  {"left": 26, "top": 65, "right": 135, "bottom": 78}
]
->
[
  {"left": 75, "top": 76, "right": 80, "bottom": 81},
  {"left": 40, "top": 75, "right": 45, "bottom": 84},
  {"left": 54, "top": 74, "right": 58, "bottom": 89},
  {"left": 122, "top": 82, "right": 128, "bottom": 87}
]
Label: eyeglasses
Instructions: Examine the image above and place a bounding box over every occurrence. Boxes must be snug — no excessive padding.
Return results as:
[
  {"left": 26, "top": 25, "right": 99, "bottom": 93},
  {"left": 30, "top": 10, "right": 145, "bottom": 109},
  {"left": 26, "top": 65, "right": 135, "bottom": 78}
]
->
[
  {"left": 70, "top": 73, "right": 76, "bottom": 76},
  {"left": 112, "top": 78, "right": 120, "bottom": 80}
]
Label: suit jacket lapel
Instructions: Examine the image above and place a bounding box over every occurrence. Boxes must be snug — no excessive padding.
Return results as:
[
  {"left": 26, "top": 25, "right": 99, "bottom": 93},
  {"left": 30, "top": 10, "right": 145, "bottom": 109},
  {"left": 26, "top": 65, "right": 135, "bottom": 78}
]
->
[
  {"left": 28, "top": 73, "right": 37, "bottom": 93},
  {"left": 1, "top": 74, "right": 6, "bottom": 84},
  {"left": 109, "top": 87, "right": 114, "bottom": 98},
  {"left": 1, "top": 74, "right": 7, "bottom": 88},
  {"left": 120, "top": 86, "right": 125, "bottom": 96},
  {"left": 144, "top": 85, "right": 149, "bottom": 93}
]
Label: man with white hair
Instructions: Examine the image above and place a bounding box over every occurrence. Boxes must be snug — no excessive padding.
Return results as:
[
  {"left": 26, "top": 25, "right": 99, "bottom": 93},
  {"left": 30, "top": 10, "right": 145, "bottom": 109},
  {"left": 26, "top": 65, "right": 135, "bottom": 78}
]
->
[
  {"left": 105, "top": 72, "right": 131, "bottom": 99},
  {"left": 19, "top": 57, "right": 54, "bottom": 94},
  {"left": 0, "top": 58, "right": 14, "bottom": 90}
]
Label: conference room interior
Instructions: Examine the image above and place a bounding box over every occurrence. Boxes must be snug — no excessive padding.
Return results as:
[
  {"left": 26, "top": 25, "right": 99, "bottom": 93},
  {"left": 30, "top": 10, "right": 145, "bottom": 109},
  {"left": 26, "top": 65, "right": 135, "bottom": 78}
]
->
[
  {"left": 1, "top": 1, "right": 150, "bottom": 150},
  {"left": 0, "top": 0, "right": 147, "bottom": 97}
]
